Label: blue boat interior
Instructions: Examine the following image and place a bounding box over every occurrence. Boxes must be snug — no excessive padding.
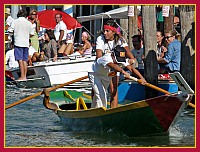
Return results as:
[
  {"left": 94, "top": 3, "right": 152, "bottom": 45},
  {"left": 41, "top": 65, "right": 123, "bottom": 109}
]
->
[
  {"left": 118, "top": 81, "right": 178, "bottom": 103},
  {"left": 51, "top": 81, "right": 178, "bottom": 110}
]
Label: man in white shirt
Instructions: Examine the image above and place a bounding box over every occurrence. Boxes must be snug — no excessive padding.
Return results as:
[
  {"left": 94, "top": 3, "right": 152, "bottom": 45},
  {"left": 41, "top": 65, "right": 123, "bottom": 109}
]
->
[
  {"left": 8, "top": 9, "right": 33, "bottom": 80},
  {"left": 5, "top": 8, "right": 14, "bottom": 31},
  {"left": 54, "top": 13, "right": 67, "bottom": 48}
]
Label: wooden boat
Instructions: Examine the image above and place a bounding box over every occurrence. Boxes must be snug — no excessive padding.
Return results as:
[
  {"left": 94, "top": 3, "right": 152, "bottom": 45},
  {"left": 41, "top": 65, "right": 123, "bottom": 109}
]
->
[
  {"left": 9, "top": 55, "right": 95, "bottom": 88},
  {"left": 43, "top": 80, "right": 193, "bottom": 137}
]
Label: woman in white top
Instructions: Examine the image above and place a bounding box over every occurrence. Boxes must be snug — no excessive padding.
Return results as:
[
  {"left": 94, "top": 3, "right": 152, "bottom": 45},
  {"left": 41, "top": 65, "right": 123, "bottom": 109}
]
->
[
  {"left": 81, "top": 31, "right": 93, "bottom": 56},
  {"left": 89, "top": 20, "right": 146, "bottom": 109}
]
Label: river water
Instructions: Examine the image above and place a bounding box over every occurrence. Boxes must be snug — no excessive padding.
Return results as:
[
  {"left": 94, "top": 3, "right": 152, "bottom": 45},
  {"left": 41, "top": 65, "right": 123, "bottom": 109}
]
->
[{"left": 5, "top": 83, "right": 195, "bottom": 147}]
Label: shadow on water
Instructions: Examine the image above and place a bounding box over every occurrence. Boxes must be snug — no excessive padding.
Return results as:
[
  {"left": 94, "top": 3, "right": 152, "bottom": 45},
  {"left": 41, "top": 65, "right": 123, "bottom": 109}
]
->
[{"left": 65, "top": 130, "right": 170, "bottom": 147}]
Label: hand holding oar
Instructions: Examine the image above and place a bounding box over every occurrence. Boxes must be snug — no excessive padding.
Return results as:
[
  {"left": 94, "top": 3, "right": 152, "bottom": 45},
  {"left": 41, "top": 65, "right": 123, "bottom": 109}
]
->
[
  {"left": 5, "top": 75, "right": 88, "bottom": 110},
  {"left": 129, "top": 76, "right": 170, "bottom": 95}
]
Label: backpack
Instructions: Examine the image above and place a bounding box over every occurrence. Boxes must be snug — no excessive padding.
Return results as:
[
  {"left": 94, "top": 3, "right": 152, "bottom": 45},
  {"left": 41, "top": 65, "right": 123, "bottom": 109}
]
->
[{"left": 113, "top": 45, "right": 126, "bottom": 63}]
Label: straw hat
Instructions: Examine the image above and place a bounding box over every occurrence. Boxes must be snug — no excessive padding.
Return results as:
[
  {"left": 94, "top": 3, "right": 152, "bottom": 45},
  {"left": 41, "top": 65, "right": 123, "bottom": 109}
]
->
[{"left": 5, "top": 8, "right": 11, "bottom": 14}]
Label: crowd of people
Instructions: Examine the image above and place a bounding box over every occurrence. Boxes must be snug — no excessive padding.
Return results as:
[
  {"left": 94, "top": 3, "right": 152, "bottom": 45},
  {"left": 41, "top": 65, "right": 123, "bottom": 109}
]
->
[
  {"left": 5, "top": 9, "right": 93, "bottom": 80},
  {"left": 5, "top": 8, "right": 182, "bottom": 109}
]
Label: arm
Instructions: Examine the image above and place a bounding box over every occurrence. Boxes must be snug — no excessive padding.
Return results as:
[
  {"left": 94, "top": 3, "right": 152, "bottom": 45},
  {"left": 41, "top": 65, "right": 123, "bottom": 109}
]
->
[
  {"left": 157, "top": 44, "right": 172, "bottom": 64},
  {"left": 126, "top": 65, "right": 146, "bottom": 84},
  {"left": 51, "top": 40, "right": 58, "bottom": 61},
  {"left": 58, "top": 30, "right": 64, "bottom": 43},
  {"left": 157, "top": 57, "right": 167, "bottom": 63},
  {"left": 124, "top": 45, "right": 136, "bottom": 65},
  {"left": 96, "top": 49, "right": 103, "bottom": 59},
  {"left": 5, "top": 51, "right": 10, "bottom": 65},
  {"left": 107, "top": 62, "right": 130, "bottom": 78},
  {"left": 35, "top": 19, "right": 40, "bottom": 33}
]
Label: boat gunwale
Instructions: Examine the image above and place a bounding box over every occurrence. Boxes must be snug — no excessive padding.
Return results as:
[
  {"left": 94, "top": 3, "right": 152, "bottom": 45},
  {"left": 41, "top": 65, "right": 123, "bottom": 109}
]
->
[{"left": 55, "top": 94, "right": 183, "bottom": 119}]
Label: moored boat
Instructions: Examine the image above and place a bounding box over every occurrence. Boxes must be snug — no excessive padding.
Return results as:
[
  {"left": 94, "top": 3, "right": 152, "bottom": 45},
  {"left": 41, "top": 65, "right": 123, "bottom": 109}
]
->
[{"left": 9, "top": 55, "right": 96, "bottom": 88}]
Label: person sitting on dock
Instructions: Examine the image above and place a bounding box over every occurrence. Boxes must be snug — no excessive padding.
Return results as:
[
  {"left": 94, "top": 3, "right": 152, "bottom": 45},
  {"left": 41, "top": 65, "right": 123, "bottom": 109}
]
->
[
  {"left": 31, "top": 29, "right": 57, "bottom": 63},
  {"left": 5, "top": 42, "right": 19, "bottom": 69},
  {"left": 157, "top": 30, "right": 181, "bottom": 73},
  {"left": 156, "top": 30, "right": 167, "bottom": 58},
  {"left": 81, "top": 31, "right": 93, "bottom": 56}
]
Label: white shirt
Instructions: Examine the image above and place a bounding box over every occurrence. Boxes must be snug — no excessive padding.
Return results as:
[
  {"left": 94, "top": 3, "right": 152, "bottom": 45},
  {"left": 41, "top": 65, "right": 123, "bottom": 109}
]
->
[
  {"left": 6, "top": 16, "right": 14, "bottom": 26},
  {"left": 54, "top": 20, "right": 67, "bottom": 41},
  {"left": 89, "top": 35, "right": 128, "bottom": 77},
  {"left": 5, "top": 49, "right": 19, "bottom": 68},
  {"left": 9, "top": 17, "right": 33, "bottom": 47},
  {"left": 96, "top": 35, "right": 128, "bottom": 54}
]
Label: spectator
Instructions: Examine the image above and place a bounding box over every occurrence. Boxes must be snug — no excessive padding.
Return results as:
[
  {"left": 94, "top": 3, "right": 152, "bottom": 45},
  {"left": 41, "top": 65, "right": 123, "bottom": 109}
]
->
[
  {"left": 8, "top": 9, "right": 33, "bottom": 80},
  {"left": 31, "top": 29, "right": 57, "bottom": 62},
  {"left": 54, "top": 13, "right": 67, "bottom": 48},
  {"left": 5, "top": 8, "right": 14, "bottom": 32},
  {"left": 156, "top": 31, "right": 167, "bottom": 58},
  {"left": 5, "top": 8, "right": 14, "bottom": 42},
  {"left": 157, "top": 30, "right": 181, "bottom": 73},
  {"left": 81, "top": 31, "right": 93, "bottom": 56},
  {"left": 5, "top": 42, "right": 19, "bottom": 69},
  {"left": 29, "top": 9, "right": 40, "bottom": 52},
  {"left": 131, "top": 35, "right": 144, "bottom": 75}
]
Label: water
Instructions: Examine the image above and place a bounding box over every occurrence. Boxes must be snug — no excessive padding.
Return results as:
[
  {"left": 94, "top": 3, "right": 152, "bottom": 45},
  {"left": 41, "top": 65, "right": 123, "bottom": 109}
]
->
[{"left": 5, "top": 83, "right": 195, "bottom": 147}]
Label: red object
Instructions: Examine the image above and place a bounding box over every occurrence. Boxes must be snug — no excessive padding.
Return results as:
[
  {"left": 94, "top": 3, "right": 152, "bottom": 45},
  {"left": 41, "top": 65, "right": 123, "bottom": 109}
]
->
[{"left": 37, "top": 9, "right": 82, "bottom": 30}]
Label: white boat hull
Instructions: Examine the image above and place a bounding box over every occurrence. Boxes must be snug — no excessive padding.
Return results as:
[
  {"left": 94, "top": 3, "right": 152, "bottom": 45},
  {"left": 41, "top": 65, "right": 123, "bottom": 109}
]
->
[{"left": 10, "top": 56, "right": 95, "bottom": 88}]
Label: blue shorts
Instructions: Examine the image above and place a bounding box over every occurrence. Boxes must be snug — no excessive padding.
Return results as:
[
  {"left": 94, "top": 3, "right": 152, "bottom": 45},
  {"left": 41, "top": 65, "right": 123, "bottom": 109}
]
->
[{"left": 14, "top": 46, "right": 29, "bottom": 61}]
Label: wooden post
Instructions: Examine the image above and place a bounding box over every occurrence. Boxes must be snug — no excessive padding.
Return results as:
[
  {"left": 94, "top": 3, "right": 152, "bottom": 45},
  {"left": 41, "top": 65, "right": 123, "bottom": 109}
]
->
[
  {"left": 179, "top": 5, "right": 195, "bottom": 95},
  {"left": 142, "top": 6, "right": 158, "bottom": 99},
  {"left": 164, "top": 6, "right": 174, "bottom": 33},
  {"left": 128, "top": 6, "right": 138, "bottom": 50}
]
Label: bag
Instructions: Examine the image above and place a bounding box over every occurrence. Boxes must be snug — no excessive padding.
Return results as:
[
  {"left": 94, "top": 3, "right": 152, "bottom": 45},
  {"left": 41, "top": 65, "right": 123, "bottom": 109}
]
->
[{"left": 113, "top": 45, "right": 126, "bottom": 63}]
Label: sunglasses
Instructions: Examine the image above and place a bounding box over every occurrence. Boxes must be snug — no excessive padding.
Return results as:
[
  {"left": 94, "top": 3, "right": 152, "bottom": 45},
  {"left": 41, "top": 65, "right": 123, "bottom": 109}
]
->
[
  {"left": 165, "top": 35, "right": 173, "bottom": 39},
  {"left": 31, "top": 14, "right": 37, "bottom": 15}
]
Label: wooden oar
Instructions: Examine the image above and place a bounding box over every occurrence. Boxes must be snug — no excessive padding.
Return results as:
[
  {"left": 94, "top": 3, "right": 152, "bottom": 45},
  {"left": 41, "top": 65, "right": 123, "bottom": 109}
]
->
[
  {"left": 5, "top": 75, "right": 88, "bottom": 110},
  {"left": 129, "top": 76, "right": 195, "bottom": 108},
  {"left": 129, "top": 76, "right": 170, "bottom": 95}
]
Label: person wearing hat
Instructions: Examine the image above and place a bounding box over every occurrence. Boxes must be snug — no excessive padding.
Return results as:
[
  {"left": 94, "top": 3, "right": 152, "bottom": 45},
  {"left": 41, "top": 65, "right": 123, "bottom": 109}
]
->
[
  {"left": 5, "top": 8, "right": 14, "bottom": 31},
  {"left": 88, "top": 20, "right": 146, "bottom": 109}
]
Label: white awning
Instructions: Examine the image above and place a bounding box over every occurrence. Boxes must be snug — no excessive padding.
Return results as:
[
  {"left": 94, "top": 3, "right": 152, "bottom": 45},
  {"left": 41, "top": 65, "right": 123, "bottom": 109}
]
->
[{"left": 77, "top": 6, "right": 128, "bottom": 22}]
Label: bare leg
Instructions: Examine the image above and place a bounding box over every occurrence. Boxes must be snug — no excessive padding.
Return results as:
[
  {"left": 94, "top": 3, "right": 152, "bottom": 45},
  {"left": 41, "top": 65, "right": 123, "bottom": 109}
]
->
[
  {"left": 17, "top": 60, "right": 25, "bottom": 80},
  {"left": 23, "top": 61, "right": 27, "bottom": 79},
  {"left": 58, "top": 44, "right": 67, "bottom": 54},
  {"left": 64, "top": 43, "right": 74, "bottom": 55},
  {"left": 110, "top": 75, "right": 119, "bottom": 108},
  {"left": 31, "top": 52, "right": 40, "bottom": 62}
]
